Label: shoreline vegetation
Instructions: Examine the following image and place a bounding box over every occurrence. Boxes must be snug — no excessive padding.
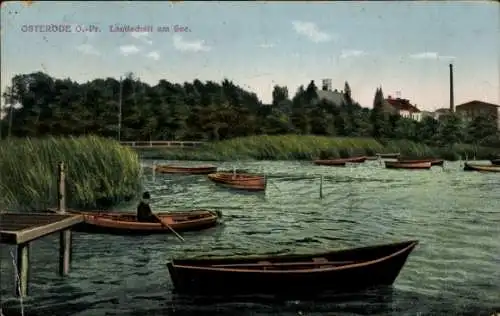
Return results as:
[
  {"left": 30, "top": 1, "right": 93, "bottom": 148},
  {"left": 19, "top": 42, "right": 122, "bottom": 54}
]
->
[
  {"left": 137, "top": 135, "right": 498, "bottom": 161},
  {"left": 0, "top": 72, "right": 498, "bottom": 208},
  {"left": 0, "top": 134, "right": 496, "bottom": 211},
  {"left": 0, "top": 136, "right": 142, "bottom": 211}
]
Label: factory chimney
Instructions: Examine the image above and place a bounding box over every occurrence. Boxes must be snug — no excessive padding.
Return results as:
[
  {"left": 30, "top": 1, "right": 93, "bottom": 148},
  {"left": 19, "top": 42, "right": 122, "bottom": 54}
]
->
[{"left": 449, "top": 64, "right": 454, "bottom": 112}]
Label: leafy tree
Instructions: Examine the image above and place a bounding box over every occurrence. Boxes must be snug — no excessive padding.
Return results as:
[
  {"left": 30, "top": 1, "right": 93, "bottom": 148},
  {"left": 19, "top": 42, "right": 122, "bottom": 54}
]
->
[
  {"left": 370, "top": 87, "right": 390, "bottom": 138},
  {"left": 437, "top": 113, "right": 465, "bottom": 146},
  {"left": 1, "top": 71, "right": 497, "bottom": 149}
]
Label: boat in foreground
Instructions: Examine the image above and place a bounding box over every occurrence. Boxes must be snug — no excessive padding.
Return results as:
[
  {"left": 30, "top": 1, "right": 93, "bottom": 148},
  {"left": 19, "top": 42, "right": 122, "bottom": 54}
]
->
[
  {"left": 376, "top": 153, "right": 401, "bottom": 159},
  {"left": 397, "top": 159, "right": 444, "bottom": 166},
  {"left": 167, "top": 240, "right": 418, "bottom": 296},
  {"left": 154, "top": 164, "right": 218, "bottom": 175},
  {"left": 207, "top": 172, "right": 266, "bottom": 191},
  {"left": 72, "top": 210, "right": 221, "bottom": 234},
  {"left": 463, "top": 162, "right": 500, "bottom": 173},
  {"left": 385, "top": 161, "right": 432, "bottom": 170},
  {"left": 314, "top": 156, "right": 366, "bottom": 166}
]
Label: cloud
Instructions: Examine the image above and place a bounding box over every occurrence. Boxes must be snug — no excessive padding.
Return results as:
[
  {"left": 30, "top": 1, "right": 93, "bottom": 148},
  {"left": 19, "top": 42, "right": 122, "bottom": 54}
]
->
[
  {"left": 131, "top": 31, "right": 153, "bottom": 45},
  {"left": 259, "top": 43, "right": 275, "bottom": 49},
  {"left": 292, "top": 21, "right": 333, "bottom": 43},
  {"left": 172, "top": 35, "right": 211, "bottom": 52},
  {"left": 75, "top": 44, "right": 100, "bottom": 56},
  {"left": 409, "top": 52, "right": 456, "bottom": 60},
  {"left": 145, "top": 51, "right": 160, "bottom": 61},
  {"left": 119, "top": 45, "right": 141, "bottom": 56},
  {"left": 340, "top": 50, "right": 366, "bottom": 59}
]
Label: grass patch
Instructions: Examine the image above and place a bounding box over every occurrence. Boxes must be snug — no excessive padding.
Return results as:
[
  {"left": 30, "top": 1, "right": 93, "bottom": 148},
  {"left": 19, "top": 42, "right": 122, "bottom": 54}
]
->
[
  {"left": 0, "top": 136, "right": 142, "bottom": 211},
  {"left": 150, "top": 135, "right": 499, "bottom": 162}
]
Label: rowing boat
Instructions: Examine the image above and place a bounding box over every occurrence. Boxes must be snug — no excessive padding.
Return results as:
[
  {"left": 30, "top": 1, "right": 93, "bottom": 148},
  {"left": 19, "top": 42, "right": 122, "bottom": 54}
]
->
[
  {"left": 376, "top": 153, "right": 401, "bottom": 159},
  {"left": 64, "top": 210, "right": 221, "bottom": 234},
  {"left": 397, "top": 159, "right": 444, "bottom": 166},
  {"left": 207, "top": 172, "right": 266, "bottom": 191},
  {"left": 384, "top": 161, "right": 432, "bottom": 170},
  {"left": 463, "top": 162, "right": 500, "bottom": 173},
  {"left": 314, "top": 156, "right": 366, "bottom": 166},
  {"left": 154, "top": 164, "right": 218, "bottom": 175},
  {"left": 490, "top": 159, "right": 500, "bottom": 165},
  {"left": 167, "top": 240, "right": 418, "bottom": 296}
]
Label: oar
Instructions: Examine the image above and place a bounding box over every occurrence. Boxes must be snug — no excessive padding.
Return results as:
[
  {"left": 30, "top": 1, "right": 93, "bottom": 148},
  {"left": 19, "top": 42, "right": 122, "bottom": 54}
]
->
[{"left": 153, "top": 214, "right": 185, "bottom": 242}]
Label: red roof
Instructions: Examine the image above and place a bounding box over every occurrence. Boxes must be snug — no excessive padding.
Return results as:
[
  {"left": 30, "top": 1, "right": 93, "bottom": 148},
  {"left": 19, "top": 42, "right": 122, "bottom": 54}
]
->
[{"left": 385, "top": 98, "right": 420, "bottom": 113}]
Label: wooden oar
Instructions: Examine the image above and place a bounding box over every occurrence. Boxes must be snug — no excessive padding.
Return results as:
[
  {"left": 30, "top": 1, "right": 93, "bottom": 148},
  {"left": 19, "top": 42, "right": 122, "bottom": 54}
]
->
[{"left": 153, "top": 214, "right": 185, "bottom": 242}]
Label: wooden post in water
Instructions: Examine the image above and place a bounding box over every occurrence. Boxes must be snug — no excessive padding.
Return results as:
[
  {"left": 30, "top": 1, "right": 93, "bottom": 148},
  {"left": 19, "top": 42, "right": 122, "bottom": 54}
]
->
[
  {"left": 319, "top": 175, "right": 323, "bottom": 199},
  {"left": 57, "top": 162, "right": 71, "bottom": 276},
  {"left": 59, "top": 229, "right": 71, "bottom": 276},
  {"left": 152, "top": 161, "right": 156, "bottom": 180},
  {"left": 15, "top": 243, "right": 30, "bottom": 297},
  {"left": 57, "top": 162, "right": 66, "bottom": 214}
]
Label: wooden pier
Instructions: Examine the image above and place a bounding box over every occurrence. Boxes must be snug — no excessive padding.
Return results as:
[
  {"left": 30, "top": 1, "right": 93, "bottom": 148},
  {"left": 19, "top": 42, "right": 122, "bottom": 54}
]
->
[
  {"left": 0, "top": 162, "right": 83, "bottom": 298},
  {"left": 120, "top": 140, "right": 206, "bottom": 149},
  {"left": 0, "top": 213, "right": 83, "bottom": 297}
]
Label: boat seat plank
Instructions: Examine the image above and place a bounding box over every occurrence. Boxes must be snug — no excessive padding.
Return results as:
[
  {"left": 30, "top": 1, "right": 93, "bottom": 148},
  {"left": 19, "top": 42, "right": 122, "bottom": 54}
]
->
[
  {"left": 211, "top": 260, "right": 354, "bottom": 268},
  {"left": 313, "top": 257, "right": 328, "bottom": 263}
]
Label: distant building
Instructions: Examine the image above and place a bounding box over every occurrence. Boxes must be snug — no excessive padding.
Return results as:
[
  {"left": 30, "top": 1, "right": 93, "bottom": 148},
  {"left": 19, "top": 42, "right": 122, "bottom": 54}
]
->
[
  {"left": 315, "top": 78, "right": 347, "bottom": 106},
  {"left": 383, "top": 96, "right": 422, "bottom": 121},
  {"left": 420, "top": 111, "right": 436, "bottom": 120},
  {"left": 427, "top": 108, "right": 452, "bottom": 120},
  {"left": 455, "top": 100, "right": 500, "bottom": 130}
]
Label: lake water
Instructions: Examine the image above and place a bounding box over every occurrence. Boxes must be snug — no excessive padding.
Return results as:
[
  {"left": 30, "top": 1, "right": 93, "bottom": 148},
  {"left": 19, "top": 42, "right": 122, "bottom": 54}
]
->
[{"left": 1, "top": 160, "right": 499, "bottom": 316}]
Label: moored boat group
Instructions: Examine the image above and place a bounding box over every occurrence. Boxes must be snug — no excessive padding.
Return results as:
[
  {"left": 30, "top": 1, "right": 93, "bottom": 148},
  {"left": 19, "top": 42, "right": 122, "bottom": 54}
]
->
[
  {"left": 315, "top": 153, "right": 500, "bottom": 172},
  {"left": 314, "top": 153, "right": 446, "bottom": 170},
  {"left": 62, "top": 152, "right": 498, "bottom": 298}
]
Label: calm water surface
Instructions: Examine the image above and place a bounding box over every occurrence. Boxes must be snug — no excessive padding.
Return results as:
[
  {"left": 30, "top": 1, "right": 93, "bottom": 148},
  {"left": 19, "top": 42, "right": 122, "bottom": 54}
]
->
[{"left": 1, "top": 160, "right": 499, "bottom": 316}]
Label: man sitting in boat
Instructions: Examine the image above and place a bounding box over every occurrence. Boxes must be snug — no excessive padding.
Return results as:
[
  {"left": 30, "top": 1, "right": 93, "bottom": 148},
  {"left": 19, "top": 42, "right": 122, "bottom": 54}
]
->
[{"left": 137, "top": 192, "right": 156, "bottom": 222}]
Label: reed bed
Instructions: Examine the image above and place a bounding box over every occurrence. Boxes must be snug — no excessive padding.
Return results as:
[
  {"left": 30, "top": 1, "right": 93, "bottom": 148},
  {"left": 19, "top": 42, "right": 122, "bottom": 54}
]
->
[
  {"left": 151, "top": 135, "right": 498, "bottom": 161},
  {"left": 0, "top": 136, "right": 142, "bottom": 210}
]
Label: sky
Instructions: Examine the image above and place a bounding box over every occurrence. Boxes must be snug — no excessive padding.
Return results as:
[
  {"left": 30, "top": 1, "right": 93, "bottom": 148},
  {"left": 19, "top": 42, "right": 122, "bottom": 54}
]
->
[{"left": 1, "top": 1, "right": 499, "bottom": 110}]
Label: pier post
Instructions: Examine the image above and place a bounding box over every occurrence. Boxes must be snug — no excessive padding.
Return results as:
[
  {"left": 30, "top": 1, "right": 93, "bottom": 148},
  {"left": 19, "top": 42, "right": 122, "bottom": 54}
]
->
[
  {"left": 15, "top": 243, "right": 30, "bottom": 297},
  {"left": 59, "top": 230, "right": 71, "bottom": 276},
  {"left": 57, "top": 161, "right": 71, "bottom": 276},
  {"left": 319, "top": 175, "right": 323, "bottom": 199},
  {"left": 152, "top": 161, "right": 156, "bottom": 180},
  {"left": 57, "top": 162, "right": 66, "bottom": 214}
]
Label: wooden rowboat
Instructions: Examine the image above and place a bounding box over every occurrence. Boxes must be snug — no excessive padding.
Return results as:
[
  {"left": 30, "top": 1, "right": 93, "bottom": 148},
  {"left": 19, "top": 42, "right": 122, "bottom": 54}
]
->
[
  {"left": 384, "top": 161, "right": 432, "bottom": 170},
  {"left": 207, "top": 172, "right": 266, "bottom": 191},
  {"left": 154, "top": 164, "right": 218, "bottom": 175},
  {"left": 463, "top": 162, "right": 500, "bottom": 173},
  {"left": 397, "top": 159, "right": 444, "bottom": 166},
  {"left": 167, "top": 240, "right": 418, "bottom": 296},
  {"left": 69, "top": 210, "right": 221, "bottom": 234},
  {"left": 376, "top": 153, "right": 401, "bottom": 159},
  {"left": 313, "top": 156, "right": 366, "bottom": 166},
  {"left": 490, "top": 159, "right": 500, "bottom": 165}
]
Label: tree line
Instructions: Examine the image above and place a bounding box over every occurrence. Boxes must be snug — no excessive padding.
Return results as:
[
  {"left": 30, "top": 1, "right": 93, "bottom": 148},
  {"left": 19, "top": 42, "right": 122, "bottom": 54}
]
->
[{"left": 1, "top": 71, "right": 498, "bottom": 147}]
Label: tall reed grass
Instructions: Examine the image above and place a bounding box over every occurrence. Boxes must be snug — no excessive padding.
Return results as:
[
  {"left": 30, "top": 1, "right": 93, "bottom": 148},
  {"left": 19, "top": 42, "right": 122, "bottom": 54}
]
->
[
  {"left": 149, "top": 135, "right": 498, "bottom": 161},
  {"left": 0, "top": 136, "right": 142, "bottom": 210}
]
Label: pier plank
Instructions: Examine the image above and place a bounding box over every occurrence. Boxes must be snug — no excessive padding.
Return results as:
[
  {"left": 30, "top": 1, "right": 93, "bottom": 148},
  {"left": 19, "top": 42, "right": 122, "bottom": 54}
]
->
[{"left": 0, "top": 213, "right": 83, "bottom": 245}]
